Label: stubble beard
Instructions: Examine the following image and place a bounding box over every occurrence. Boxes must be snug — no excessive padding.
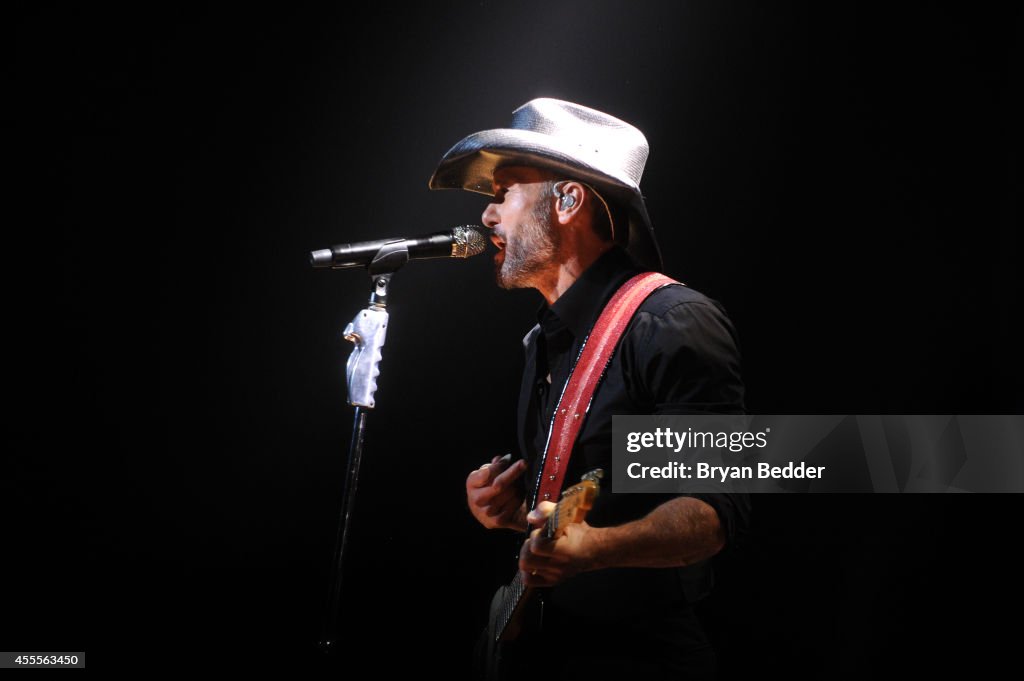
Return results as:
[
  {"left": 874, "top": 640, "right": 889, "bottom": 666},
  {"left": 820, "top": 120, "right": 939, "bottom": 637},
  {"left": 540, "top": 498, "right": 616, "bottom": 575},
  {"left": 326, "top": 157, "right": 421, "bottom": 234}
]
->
[{"left": 495, "top": 199, "right": 559, "bottom": 290}]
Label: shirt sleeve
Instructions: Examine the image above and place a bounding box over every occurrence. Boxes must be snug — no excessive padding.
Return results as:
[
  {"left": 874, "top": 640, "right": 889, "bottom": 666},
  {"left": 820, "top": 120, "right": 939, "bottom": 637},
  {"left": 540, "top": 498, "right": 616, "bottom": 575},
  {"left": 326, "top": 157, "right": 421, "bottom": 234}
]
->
[{"left": 620, "top": 291, "right": 751, "bottom": 548}]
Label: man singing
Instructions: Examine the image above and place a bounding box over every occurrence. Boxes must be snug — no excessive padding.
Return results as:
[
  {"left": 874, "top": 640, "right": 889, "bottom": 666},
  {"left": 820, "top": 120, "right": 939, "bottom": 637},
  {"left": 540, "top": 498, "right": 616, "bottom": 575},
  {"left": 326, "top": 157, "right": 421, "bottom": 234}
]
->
[{"left": 430, "top": 98, "right": 749, "bottom": 679}]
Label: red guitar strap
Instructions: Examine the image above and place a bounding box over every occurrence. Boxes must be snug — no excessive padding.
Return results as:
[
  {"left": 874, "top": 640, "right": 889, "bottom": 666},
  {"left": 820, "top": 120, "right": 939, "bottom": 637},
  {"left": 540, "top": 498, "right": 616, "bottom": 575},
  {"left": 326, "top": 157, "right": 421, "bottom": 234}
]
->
[{"left": 533, "top": 272, "right": 681, "bottom": 507}]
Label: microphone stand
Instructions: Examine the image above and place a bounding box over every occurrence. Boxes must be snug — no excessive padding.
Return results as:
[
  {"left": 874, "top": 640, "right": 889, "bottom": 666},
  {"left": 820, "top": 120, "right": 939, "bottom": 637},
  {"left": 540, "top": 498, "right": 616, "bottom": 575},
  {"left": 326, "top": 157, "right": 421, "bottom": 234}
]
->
[{"left": 318, "top": 241, "right": 411, "bottom": 655}]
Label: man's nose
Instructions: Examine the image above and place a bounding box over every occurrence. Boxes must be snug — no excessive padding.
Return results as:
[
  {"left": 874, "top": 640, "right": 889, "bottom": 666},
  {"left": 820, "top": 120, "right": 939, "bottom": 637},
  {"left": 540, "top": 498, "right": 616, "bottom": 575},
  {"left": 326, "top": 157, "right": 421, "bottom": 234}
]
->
[{"left": 481, "top": 201, "right": 499, "bottom": 229}]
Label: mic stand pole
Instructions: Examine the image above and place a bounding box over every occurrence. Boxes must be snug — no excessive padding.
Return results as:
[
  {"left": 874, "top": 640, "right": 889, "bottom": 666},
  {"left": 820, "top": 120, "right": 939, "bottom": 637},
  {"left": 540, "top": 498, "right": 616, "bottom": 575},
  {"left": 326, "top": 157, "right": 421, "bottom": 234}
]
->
[{"left": 319, "top": 242, "right": 410, "bottom": 655}]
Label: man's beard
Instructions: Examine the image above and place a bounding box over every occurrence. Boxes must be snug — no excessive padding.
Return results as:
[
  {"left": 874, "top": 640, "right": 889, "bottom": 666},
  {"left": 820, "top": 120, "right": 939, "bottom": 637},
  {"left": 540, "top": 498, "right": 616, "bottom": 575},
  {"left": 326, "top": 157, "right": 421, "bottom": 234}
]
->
[{"left": 495, "top": 201, "right": 559, "bottom": 290}]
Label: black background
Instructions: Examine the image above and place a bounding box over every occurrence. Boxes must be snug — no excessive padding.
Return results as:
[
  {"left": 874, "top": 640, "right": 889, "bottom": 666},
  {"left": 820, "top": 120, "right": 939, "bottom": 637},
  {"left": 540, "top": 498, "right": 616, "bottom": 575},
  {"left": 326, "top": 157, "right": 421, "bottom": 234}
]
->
[{"left": 10, "top": 2, "right": 1022, "bottom": 676}]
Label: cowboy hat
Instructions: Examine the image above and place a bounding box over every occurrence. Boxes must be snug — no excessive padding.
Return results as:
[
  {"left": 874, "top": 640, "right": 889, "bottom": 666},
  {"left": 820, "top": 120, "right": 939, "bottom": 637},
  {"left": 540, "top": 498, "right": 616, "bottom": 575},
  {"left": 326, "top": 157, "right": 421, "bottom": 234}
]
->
[{"left": 427, "top": 98, "right": 664, "bottom": 272}]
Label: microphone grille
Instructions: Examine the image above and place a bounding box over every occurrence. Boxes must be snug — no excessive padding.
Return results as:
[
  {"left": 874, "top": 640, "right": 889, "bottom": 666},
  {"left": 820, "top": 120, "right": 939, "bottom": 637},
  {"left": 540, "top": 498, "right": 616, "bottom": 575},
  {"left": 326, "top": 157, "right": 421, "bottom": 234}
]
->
[{"left": 451, "top": 225, "right": 488, "bottom": 258}]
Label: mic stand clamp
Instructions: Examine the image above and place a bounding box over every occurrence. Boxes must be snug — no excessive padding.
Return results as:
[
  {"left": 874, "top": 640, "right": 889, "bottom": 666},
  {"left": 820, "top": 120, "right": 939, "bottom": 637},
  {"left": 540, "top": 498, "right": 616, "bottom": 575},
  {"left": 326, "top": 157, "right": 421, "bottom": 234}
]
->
[{"left": 342, "top": 273, "right": 391, "bottom": 409}]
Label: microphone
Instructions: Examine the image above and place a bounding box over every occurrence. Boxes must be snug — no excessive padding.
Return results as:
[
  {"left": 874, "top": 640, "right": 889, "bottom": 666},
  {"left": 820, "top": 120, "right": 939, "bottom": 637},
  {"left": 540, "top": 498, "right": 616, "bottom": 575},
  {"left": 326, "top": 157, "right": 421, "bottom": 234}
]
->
[{"left": 309, "top": 225, "right": 488, "bottom": 270}]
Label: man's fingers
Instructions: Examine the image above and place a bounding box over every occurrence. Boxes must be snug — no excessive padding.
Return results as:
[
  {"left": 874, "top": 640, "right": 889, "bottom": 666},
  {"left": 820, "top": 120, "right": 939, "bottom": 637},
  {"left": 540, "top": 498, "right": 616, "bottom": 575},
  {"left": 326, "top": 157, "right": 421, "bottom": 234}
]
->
[
  {"left": 470, "top": 486, "right": 520, "bottom": 515},
  {"left": 522, "top": 566, "right": 560, "bottom": 587},
  {"left": 491, "top": 458, "right": 526, "bottom": 492},
  {"left": 466, "top": 467, "right": 490, "bottom": 489},
  {"left": 535, "top": 500, "right": 557, "bottom": 515},
  {"left": 484, "top": 496, "right": 518, "bottom": 518},
  {"left": 471, "top": 476, "right": 519, "bottom": 503},
  {"left": 519, "top": 541, "right": 568, "bottom": 574},
  {"left": 526, "top": 500, "right": 556, "bottom": 526},
  {"left": 467, "top": 455, "right": 509, "bottom": 488},
  {"left": 528, "top": 533, "right": 563, "bottom": 559},
  {"left": 523, "top": 529, "right": 569, "bottom": 560}
]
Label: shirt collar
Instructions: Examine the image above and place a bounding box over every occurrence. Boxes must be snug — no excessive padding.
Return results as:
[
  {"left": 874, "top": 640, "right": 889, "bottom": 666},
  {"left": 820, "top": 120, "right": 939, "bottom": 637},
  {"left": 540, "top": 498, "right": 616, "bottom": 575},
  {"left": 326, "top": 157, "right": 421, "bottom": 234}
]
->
[{"left": 535, "top": 247, "right": 642, "bottom": 340}]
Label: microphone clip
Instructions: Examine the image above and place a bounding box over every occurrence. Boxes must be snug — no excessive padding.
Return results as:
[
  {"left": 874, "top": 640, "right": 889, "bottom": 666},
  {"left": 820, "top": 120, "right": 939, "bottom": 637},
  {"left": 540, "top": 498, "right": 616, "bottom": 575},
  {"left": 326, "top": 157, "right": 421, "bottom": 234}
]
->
[{"left": 366, "top": 240, "right": 411, "bottom": 275}]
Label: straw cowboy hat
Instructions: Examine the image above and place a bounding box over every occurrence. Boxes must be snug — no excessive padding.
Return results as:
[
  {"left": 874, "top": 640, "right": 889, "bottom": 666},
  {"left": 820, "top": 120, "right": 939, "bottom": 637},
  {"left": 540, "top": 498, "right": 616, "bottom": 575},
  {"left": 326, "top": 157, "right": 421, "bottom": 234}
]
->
[{"left": 428, "top": 98, "right": 664, "bottom": 272}]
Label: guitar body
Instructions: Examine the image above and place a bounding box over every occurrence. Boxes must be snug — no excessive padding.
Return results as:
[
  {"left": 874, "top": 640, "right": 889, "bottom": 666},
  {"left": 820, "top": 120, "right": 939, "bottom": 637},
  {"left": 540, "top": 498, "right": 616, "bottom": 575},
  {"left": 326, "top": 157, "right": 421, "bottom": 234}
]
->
[{"left": 477, "top": 584, "right": 544, "bottom": 681}]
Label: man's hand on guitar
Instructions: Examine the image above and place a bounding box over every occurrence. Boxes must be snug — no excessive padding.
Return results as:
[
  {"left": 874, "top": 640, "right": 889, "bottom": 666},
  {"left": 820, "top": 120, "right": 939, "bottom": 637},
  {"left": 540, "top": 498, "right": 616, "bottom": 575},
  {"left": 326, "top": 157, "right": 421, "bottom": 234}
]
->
[
  {"left": 519, "top": 501, "right": 597, "bottom": 587},
  {"left": 466, "top": 454, "right": 528, "bottom": 531}
]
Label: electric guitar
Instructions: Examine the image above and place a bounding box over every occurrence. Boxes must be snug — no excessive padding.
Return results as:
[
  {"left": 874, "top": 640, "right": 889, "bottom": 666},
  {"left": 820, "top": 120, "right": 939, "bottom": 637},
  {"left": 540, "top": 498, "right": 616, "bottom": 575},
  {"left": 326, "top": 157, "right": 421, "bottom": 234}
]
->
[{"left": 477, "top": 469, "right": 603, "bottom": 681}]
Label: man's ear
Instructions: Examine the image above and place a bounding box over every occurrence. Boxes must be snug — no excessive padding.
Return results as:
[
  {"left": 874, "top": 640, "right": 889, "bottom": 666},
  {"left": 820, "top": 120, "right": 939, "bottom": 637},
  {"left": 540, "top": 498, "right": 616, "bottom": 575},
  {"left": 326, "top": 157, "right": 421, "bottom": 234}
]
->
[{"left": 554, "top": 181, "right": 586, "bottom": 225}]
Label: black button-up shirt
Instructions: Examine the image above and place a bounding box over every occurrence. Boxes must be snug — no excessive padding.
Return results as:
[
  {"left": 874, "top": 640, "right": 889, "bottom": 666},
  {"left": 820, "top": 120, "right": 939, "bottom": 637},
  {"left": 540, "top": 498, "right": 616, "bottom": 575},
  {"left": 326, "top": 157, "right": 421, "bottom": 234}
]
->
[{"left": 515, "top": 247, "right": 750, "bottom": 619}]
